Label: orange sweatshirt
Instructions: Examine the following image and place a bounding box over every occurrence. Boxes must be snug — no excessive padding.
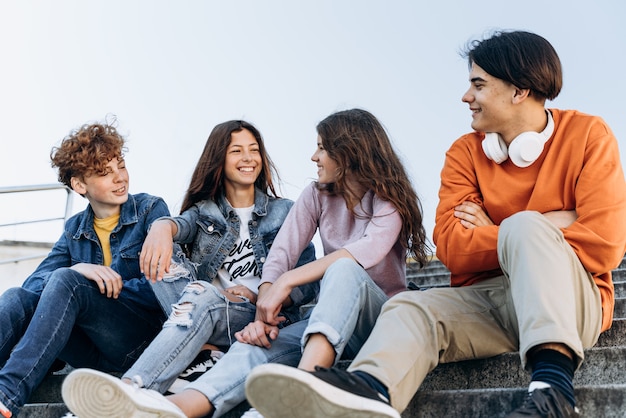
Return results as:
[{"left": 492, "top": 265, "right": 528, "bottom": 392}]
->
[{"left": 433, "top": 109, "right": 626, "bottom": 331}]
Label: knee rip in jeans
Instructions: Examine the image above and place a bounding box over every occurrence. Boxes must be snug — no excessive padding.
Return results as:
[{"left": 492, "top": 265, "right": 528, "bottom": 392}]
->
[
  {"left": 161, "top": 261, "right": 191, "bottom": 281},
  {"left": 183, "top": 281, "right": 208, "bottom": 294},
  {"left": 164, "top": 302, "right": 194, "bottom": 328}
]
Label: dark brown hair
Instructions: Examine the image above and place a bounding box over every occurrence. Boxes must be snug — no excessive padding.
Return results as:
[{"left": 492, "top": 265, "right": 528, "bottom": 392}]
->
[
  {"left": 463, "top": 30, "right": 562, "bottom": 101},
  {"left": 180, "top": 120, "right": 278, "bottom": 214},
  {"left": 316, "top": 108, "right": 430, "bottom": 265}
]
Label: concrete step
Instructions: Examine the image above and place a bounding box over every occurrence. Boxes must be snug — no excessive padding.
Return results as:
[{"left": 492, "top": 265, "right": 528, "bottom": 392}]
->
[
  {"left": 416, "top": 346, "right": 626, "bottom": 392},
  {"left": 27, "top": 319, "right": 625, "bottom": 402},
  {"left": 614, "top": 296, "right": 626, "bottom": 318},
  {"left": 23, "top": 347, "right": 626, "bottom": 418},
  {"left": 616, "top": 280, "right": 626, "bottom": 299},
  {"left": 403, "top": 384, "right": 626, "bottom": 418},
  {"left": 409, "top": 263, "right": 626, "bottom": 292},
  {"left": 19, "top": 257, "right": 626, "bottom": 417},
  {"left": 20, "top": 403, "right": 69, "bottom": 418},
  {"left": 596, "top": 318, "right": 626, "bottom": 347},
  {"left": 23, "top": 385, "right": 626, "bottom": 418}
]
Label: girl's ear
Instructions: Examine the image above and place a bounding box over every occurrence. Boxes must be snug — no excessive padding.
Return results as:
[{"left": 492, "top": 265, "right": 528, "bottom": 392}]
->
[{"left": 70, "top": 177, "right": 87, "bottom": 196}]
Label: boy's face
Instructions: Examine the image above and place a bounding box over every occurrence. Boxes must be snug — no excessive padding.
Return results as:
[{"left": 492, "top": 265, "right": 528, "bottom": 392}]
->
[
  {"left": 71, "top": 157, "right": 129, "bottom": 218},
  {"left": 461, "top": 62, "right": 519, "bottom": 144}
]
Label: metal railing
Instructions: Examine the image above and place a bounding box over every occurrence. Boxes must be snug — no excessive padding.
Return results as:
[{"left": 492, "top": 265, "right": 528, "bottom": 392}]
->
[{"left": 0, "top": 184, "right": 73, "bottom": 265}]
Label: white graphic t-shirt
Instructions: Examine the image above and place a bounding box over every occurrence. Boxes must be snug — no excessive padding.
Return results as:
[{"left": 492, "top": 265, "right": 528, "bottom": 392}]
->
[{"left": 215, "top": 205, "right": 261, "bottom": 294}]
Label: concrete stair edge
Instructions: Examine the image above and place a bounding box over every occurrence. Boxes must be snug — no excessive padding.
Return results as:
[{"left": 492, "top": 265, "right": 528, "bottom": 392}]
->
[
  {"left": 404, "top": 384, "right": 626, "bottom": 418},
  {"left": 21, "top": 256, "right": 626, "bottom": 417}
]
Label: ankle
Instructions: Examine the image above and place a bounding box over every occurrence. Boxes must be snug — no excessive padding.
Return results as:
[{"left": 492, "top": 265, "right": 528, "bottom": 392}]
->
[{"left": 352, "top": 371, "right": 390, "bottom": 402}]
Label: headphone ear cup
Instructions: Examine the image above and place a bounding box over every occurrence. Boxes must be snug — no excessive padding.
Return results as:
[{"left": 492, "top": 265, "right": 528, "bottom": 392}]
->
[
  {"left": 482, "top": 133, "right": 508, "bottom": 164},
  {"left": 508, "top": 133, "right": 543, "bottom": 168}
]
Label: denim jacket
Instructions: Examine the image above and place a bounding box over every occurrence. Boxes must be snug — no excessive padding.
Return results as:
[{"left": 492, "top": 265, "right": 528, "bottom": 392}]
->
[
  {"left": 22, "top": 193, "right": 170, "bottom": 310},
  {"left": 168, "top": 189, "right": 318, "bottom": 320}
]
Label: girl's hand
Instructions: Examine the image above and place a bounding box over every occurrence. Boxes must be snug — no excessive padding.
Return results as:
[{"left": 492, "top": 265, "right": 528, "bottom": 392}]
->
[
  {"left": 235, "top": 320, "right": 279, "bottom": 348},
  {"left": 140, "top": 220, "right": 176, "bottom": 282},
  {"left": 255, "top": 279, "right": 291, "bottom": 326},
  {"left": 70, "top": 263, "right": 123, "bottom": 298},
  {"left": 222, "top": 285, "right": 257, "bottom": 304},
  {"left": 454, "top": 201, "right": 494, "bottom": 229}
]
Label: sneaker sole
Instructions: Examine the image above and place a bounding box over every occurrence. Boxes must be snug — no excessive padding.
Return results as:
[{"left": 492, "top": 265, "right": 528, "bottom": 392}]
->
[
  {"left": 246, "top": 364, "right": 401, "bottom": 418},
  {"left": 61, "top": 369, "right": 184, "bottom": 418}
]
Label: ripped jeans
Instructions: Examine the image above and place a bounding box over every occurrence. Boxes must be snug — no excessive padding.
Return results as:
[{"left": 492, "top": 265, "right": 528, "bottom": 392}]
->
[{"left": 123, "top": 263, "right": 256, "bottom": 393}]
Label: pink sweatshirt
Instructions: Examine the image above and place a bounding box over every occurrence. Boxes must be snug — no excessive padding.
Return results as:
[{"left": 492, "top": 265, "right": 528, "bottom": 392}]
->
[{"left": 260, "top": 182, "right": 407, "bottom": 298}]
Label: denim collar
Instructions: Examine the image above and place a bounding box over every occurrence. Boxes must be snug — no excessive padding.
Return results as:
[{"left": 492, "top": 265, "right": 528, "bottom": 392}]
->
[
  {"left": 217, "top": 188, "right": 269, "bottom": 220},
  {"left": 73, "top": 194, "right": 139, "bottom": 239}
]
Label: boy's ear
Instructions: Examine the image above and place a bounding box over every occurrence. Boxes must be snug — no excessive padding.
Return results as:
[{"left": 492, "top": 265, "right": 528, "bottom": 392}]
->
[
  {"left": 70, "top": 177, "right": 87, "bottom": 196},
  {"left": 512, "top": 87, "right": 531, "bottom": 104}
]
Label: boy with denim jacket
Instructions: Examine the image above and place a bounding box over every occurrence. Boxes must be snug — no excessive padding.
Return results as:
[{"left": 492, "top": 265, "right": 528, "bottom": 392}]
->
[{"left": 0, "top": 121, "right": 169, "bottom": 417}]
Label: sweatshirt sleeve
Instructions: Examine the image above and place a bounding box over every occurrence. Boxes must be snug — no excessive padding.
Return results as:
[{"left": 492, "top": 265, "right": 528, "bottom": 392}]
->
[
  {"left": 169, "top": 205, "right": 201, "bottom": 244},
  {"left": 343, "top": 197, "right": 402, "bottom": 270},
  {"left": 562, "top": 117, "right": 626, "bottom": 274},
  {"left": 260, "top": 184, "right": 320, "bottom": 285},
  {"left": 433, "top": 137, "right": 501, "bottom": 283}
]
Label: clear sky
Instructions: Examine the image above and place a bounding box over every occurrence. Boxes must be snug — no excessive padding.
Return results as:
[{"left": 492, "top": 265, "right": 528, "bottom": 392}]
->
[{"left": 1, "top": 0, "right": 625, "bottom": 249}]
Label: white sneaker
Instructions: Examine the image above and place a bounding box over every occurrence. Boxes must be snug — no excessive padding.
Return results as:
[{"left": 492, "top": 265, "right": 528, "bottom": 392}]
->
[
  {"left": 241, "top": 408, "right": 264, "bottom": 417},
  {"left": 61, "top": 368, "right": 186, "bottom": 418}
]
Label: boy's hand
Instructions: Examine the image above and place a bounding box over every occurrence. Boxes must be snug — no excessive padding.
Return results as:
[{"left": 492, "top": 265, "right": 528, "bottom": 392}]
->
[
  {"left": 454, "top": 201, "right": 494, "bottom": 229},
  {"left": 140, "top": 220, "right": 176, "bottom": 282},
  {"left": 70, "top": 263, "right": 123, "bottom": 298}
]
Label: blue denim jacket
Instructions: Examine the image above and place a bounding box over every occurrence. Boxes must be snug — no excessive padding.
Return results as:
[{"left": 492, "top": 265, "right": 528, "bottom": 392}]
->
[
  {"left": 22, "top": 193, "right": 170, "bottom": 311},
  {"left": 169, "top": 189, "right": 318, "bottom": 319}
]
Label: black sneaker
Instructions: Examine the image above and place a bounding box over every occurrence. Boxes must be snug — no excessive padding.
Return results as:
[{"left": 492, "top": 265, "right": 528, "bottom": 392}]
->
[
  {"left": 166, "top": 349, "right": 223, "bottom": 394},
  {"left": 245, "top": 364, "right": 400, "bottom": 418},
  {"left": 506, "top": 387, "right": 580, "bottom": 418}
]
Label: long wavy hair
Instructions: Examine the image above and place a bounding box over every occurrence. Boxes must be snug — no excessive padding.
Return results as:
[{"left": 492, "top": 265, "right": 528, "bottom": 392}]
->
[
  {"left": 316, "top": 108, "right": 430, "bottom": 265},
  {"left": 180, "top": 120, "right": 279, "bottom": 214}
]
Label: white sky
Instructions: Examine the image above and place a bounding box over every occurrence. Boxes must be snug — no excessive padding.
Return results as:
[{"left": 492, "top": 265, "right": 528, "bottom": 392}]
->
[{"left": 1, "top": 0, "right": 625, "bottom": 250}]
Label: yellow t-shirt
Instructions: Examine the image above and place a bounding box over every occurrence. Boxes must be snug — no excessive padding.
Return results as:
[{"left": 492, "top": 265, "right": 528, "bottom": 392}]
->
[{"left": 94, "top": 214, "right": 120, "bottom": 266}]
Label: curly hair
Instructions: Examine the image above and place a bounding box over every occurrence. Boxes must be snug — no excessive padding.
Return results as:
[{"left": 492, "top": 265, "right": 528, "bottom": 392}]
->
[
  {"left": 50, "top": 123, "right": 126, "bottom": 188},
  {"left": 180, "top": 120, "right": 279, "bottom": 214},
  {"left": 316, "top": 108, "right": 431, "bottom": 266}
]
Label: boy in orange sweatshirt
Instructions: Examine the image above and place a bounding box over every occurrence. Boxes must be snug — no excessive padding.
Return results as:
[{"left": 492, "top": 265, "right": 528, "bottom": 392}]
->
[{"left": 245, "top": 30, "right": 626, "bottom": 418}]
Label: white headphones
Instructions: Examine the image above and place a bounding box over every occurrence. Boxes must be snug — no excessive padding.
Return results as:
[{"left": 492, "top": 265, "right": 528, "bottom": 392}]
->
[{"left": 482, "top": 110, "right": 554, "bottom": 168}]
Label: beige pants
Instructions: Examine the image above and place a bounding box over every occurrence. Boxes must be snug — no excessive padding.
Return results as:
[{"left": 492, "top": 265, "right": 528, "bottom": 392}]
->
[{"left": 349, "top": 211, "right": 603, "bottom": 412}]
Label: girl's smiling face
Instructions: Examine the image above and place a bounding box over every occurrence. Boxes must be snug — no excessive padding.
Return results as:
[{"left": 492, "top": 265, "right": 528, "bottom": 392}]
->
[
  {"left": 224, "top": 128, "right": 262, "bottom": 191},
  {"left": 311, "top": 135, "right": 340, "bottom": 185}
]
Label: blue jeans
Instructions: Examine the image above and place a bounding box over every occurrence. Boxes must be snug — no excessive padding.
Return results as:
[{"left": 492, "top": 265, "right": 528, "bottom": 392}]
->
[
  {"left": 0, "top": 268, "right": 164, "bottom": 415},
  {"left": 123, "top": 277, "right": 257, "bottom": 393},
  {"left": 189, "top": 258, "right": 389, "bottom": 416}
]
